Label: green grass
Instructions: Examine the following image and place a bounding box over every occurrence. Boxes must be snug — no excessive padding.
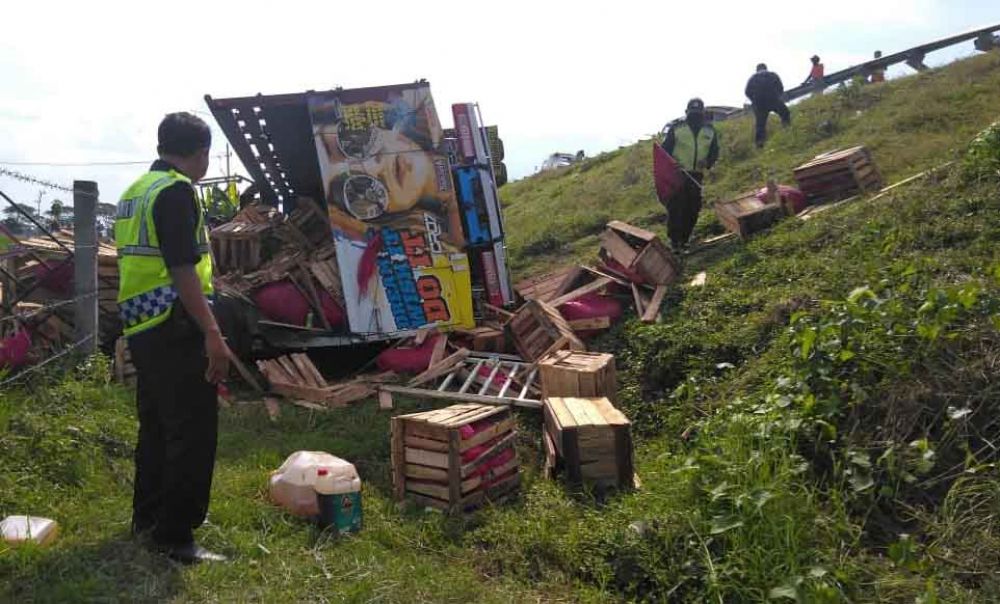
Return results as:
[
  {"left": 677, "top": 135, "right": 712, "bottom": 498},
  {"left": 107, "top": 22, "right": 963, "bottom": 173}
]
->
[
  {"left": 503, "top": 51, "right": 1000, "bottom": 278},
  {"left": 3, "top": 52, "right": 1000, "bottom": 602}
]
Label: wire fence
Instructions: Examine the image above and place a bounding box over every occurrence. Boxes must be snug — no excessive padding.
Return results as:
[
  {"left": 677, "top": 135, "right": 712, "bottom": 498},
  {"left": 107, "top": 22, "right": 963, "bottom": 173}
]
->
[{"left": 1, "top": 167, "right": 102, "bottom": 388}]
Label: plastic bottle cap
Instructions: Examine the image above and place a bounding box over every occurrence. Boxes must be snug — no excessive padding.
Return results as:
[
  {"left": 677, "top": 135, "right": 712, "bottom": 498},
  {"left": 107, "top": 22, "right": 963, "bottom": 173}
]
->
[{"left": 317, "top": 468, "right": 329, "bottom": 476}]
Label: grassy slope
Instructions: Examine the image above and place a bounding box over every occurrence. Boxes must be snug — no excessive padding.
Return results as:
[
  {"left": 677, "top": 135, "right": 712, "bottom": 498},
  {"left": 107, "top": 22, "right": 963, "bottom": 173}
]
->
[
  {"left": 503, "top": 52, "right": 1000, "bottom": 277},
  {"left": 2, "top": 53, "right": 999, "bottom": 603}
]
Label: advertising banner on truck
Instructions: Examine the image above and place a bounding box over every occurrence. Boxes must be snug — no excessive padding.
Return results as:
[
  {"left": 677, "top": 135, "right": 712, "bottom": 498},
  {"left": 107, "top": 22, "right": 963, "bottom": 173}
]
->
[{"left": 308, "top": 83, "right": 475, "bottom": 334}]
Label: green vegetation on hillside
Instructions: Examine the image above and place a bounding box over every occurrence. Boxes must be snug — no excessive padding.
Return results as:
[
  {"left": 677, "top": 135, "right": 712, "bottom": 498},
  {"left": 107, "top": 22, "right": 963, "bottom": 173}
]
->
[
  {"left": 503, "top": 51, "right": 1000, "bottom": 277},
  {"left": 2, "top": 53, "right": 999, "bottom": 603}
]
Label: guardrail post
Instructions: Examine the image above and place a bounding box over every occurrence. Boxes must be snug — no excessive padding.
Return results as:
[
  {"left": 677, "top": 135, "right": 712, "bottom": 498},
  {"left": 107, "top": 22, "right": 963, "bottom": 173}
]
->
[{"left": 73, "top": 180, "right": 99, "bottom": 354}]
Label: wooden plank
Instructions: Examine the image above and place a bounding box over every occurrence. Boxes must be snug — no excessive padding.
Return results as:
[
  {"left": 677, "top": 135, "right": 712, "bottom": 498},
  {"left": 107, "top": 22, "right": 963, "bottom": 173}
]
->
[
  {"left": 459, "top": 432, "right": 517, "bottom": 478},
  {"left": 290, "top": 354, "right": 323, "bottom": 388},
  {"left": 380, "top": 384, "right": 543, "bottom": 409},
  {"left": 428, "top": 334, "right": 449, "bottom": 368},
  {"left": 408, "top": 348, "right": 471, "bottom": 387},
  {"left": 447, "top": 429, "right": 462, "bottom": 508},
  {"left": 405, "top": 435, "right": 450, "bottom": 453},
  {"left": 459, "top": 417, "right": 516, "bottom": 452},
  {"left": 599, "top": 229, "right": 638, "bottom": 268},
  {"left": 378, "top": 389, "right": 394, "bottom": 410},
  {"left": 568, "top": 316, "right": 612, "bottom": 331},
  {"left": 405, "top": 447, "right": 450, "bottom": 469},
  {"left": 607, "top": 220, "right": 657, "bottom": 243},
  {"left": 293, "top": 353, "right": 327, "bottom": 388},
  {"left": 407, "top": 479, "right": 451, "bottom": 501},
  {"left": 631, "top": 282, "right": 645, "bottom": 316},
  {"left": 230, "top": 354, "right": 265, "bottom": 393},
  {"left": 404, "top": 463, "right": 449, "bottom": 482},
  {"left": 641, "top": 285, "right": 668, "bottom": 323},
  {"left": 276, "top": 356, "right": 304, "bottom": 384},
  {"left": 548, "top": 276, "right": 613, "bottom": 308}
]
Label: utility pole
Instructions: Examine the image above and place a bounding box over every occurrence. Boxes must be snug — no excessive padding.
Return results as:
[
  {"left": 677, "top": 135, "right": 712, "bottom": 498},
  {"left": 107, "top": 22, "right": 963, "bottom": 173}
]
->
[
  {"left": 35, "top": 190, "right": 46, "bottom": 216},
  {"left": 225, "top": 143, "right": 232, "bottom": 180}
]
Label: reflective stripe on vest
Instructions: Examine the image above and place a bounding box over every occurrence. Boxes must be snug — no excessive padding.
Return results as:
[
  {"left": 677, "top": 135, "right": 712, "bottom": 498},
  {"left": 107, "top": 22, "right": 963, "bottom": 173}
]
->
[
  {"left": 115, "top": 169, "right": 214, "bottom": 336},
  {"left": 671, "top": 123, "right": 717, "bottom": 172}
]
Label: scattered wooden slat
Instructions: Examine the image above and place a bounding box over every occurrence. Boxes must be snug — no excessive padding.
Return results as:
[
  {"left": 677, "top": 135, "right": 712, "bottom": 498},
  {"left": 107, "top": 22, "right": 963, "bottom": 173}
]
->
[
  {"left": 641, "top": 285, "right": 668, "bottom": 323},
  {"left": 378, "top": 389, "right": 394, "bottom": 410},
  {"left": 548, "top": 276, "right": 613, "bottom": 308},
  {"left": 631, "top": 283, "right": 645, "bottom": 316},
  {"left": 568, "top": 316, "right": 612, "bottom": 331},
  {"left": 408, "top": 348, "right": 471, "bottom": 387}
]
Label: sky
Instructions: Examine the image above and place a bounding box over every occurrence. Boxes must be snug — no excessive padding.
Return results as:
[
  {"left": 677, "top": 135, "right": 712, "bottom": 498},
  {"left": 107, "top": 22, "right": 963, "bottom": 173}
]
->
[{"left": 0, "top": 1, "right": 997, "bottom": 215}]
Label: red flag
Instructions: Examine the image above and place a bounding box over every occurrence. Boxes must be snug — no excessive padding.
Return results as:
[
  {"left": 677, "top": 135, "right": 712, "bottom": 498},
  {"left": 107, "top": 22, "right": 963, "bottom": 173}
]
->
[{"left": 653, "top": 143, "right": 684, "bottom": 201}]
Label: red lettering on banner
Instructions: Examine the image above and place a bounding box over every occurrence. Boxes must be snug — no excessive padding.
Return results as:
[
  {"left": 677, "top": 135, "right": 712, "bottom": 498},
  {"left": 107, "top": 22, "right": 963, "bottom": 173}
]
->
[
  {"left": 417, "top": 276, "right": 450, "bottom": 322},
  {"left": 402, "top": 231, "right": 431, "bottom": 268}
]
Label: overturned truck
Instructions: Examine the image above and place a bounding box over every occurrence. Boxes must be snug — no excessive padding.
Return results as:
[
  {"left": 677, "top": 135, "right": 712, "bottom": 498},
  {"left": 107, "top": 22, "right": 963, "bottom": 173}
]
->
[{"left": 204, "top": 81, "right": 513, "bottom": 349}]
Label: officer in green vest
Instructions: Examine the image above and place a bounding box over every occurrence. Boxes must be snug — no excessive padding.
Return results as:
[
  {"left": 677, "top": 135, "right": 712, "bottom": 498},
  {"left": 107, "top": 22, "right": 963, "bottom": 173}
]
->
[
  {"left": 117, "top": 112, "right": 232, "bottom": 564},
  {"left": 660, "top": 98, "right": 720, "bottom": 252}
]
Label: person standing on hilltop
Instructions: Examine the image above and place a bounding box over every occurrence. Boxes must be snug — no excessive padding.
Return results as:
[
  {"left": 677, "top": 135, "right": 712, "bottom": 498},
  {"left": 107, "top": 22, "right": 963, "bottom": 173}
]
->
[
  {"left": 745, "top": 63, "right": 791, "bottom": 148},
  {"left": 802, "top": 55, "right": 825, "bottom": 94},
  {"left": 660, "top": 98, "right": 719, "bottom": 252},
  {"left": 116, "top": 112, "right": 232, "bottom": 564}
]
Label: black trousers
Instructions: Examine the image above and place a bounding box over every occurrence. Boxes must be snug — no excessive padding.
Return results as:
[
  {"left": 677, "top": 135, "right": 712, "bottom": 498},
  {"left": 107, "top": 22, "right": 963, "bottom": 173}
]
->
[
  {"left": 664, "top": 174, "right": 703, "bottom": 247},
  {"left": 129, "top": 318, "right": 217, "bottom": 547},
  {"left": 753, "top": 99, "right": 791, "bottom": 147}
]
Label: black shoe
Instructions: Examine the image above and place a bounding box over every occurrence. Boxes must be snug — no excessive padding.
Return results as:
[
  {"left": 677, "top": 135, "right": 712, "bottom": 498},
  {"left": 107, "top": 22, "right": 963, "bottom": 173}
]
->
[{"left": 157, "top": 542, "right": 228, "bottom": 564}]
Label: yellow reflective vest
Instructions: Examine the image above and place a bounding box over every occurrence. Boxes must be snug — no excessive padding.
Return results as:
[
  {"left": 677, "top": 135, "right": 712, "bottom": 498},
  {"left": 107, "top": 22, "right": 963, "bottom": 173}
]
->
[
  {"left": 115, "top": 169, "right": 213, "bottom": 336},
  {"left": 671, "top": 123, "right": 717, "bottom": 172}
]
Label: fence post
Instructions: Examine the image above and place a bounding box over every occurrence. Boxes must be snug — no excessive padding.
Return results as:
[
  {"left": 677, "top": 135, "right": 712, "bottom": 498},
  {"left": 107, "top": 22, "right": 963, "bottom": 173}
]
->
[{"left": 73, "top": 181, "right": 99, "bottom": 354}]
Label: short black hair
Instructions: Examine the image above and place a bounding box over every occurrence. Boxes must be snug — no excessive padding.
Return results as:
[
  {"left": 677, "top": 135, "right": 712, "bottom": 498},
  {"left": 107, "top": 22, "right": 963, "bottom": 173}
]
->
[{"left": 157, "top": 112, "right": 211, "bottom": 157}]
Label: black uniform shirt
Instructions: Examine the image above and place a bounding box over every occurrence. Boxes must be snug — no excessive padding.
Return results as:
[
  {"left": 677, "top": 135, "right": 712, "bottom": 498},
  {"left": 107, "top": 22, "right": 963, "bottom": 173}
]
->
[{"left": 149, "top": 159, "right": 200, "bottom": 268}]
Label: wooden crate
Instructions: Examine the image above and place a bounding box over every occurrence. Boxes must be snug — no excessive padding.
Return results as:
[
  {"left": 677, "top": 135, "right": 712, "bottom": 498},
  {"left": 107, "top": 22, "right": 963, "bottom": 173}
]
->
[
  {"left": 507, "top": 299, "right": 585, "bottom": 362},
  {"left": 714, "top": 192, "right": 786, "bottom": 238},
  {"left": 599, "top": 221, "right": 680, "bottom": 285},
  {"left": 452, "top": 326, "right": 507, "bottom": 353},
  {"left": 210, "top": 221, "right": 271, "bottom": 274},
  {"left": 539, "top": 351, "right": 617, "bottom": 403},
  {"left": 793, "top": 146, "right": 883, "bottom": 204},
  {"left": 391, "top": 404, "right": 520, "bottom": 513},
  {"left": 543, "top": 397, "right": 634, "bottom": 489}
]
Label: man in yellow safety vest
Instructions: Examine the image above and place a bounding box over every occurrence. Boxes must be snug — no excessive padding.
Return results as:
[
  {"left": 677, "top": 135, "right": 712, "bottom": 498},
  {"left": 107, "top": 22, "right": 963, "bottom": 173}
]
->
[
  {"left": 116, "top": 112, "right": 232, "bottom": 564},
  {"left": 660, "top": 98, "right": 720, "bottom": 252}
]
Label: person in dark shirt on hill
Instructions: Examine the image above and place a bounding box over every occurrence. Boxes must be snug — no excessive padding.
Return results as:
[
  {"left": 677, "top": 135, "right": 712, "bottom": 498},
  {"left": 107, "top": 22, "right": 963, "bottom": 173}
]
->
[{"left": 745, "top": 63, "right": 791, "bottom": 148}]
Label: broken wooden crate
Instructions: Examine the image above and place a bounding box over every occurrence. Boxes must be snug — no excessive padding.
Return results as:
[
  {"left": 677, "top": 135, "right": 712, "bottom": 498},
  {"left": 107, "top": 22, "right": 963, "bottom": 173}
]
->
[
  {"left": 507, "top": 299, "right": 585, "bottom": 362},
  {"left": 256, "top": 353, "right": 373, "bottom": 407},
  {"left": 210, "top": 221, "right": 272, "bottom": 273},
  {"left": 793, "top": 146, "right": 883, "bottom": 204},
  {"left": 539, "top": 351, "right": 617, "bottom": 403},
  {"left": 599, "top": 221, "right": 680, "bottom": 286},
  {"left": 391, "top": 404, "right": 520, "bottom": 512},
  {"left": 714, "top": 191, "right": 785, "bottom": 239},
  {"left": 543, "top": 396, "right": 634, "bottom": 489}
]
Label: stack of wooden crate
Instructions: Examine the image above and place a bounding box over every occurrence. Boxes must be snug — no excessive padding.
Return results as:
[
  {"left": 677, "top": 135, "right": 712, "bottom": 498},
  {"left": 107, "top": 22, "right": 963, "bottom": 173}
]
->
[
  {"left": 391, "top": 403, "right": 520, "bottom": 513},
  {"left": 210, "top": 221, "right": 273, "bottom": 273},
  {"left": 507, "top": 299, "right": 585, "bottom": 361},
  {"left": 793, "top": 146, "right": 883, "bottom": 204},
  {"left": 543, "top": 396, "right": 634, "bottom": 490}
]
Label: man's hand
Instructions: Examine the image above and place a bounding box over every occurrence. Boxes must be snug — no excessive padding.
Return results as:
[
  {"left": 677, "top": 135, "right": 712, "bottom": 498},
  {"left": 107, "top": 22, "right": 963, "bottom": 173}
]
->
[{"left": 204, "top": 329, "right": 232, "bottom": 384}]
